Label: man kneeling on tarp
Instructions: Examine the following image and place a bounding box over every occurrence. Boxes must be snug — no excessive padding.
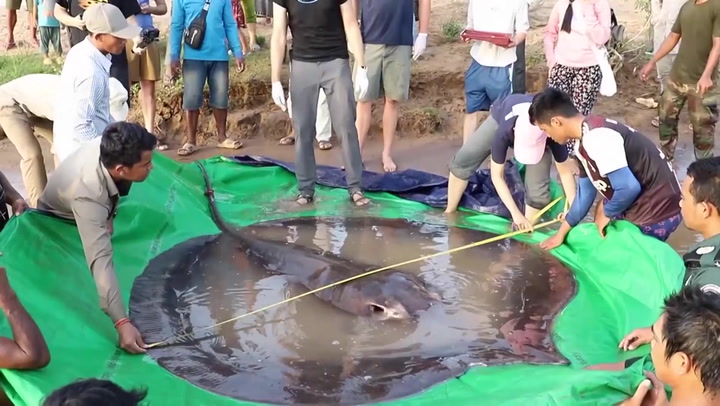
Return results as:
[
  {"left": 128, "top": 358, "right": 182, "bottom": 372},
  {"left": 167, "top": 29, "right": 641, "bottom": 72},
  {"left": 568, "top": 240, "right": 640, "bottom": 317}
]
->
[
  {"left": 603, "top": 287, "right": 720, "bottom": 406},
  {"left": 528, "top": 88, "right": 683, "bottom": 248},
  {"left": 38, "top": 122, "right": 156, "bottom": 354},
  {"left": 589, "top": 158, "right": 720, "bottom": 378}
]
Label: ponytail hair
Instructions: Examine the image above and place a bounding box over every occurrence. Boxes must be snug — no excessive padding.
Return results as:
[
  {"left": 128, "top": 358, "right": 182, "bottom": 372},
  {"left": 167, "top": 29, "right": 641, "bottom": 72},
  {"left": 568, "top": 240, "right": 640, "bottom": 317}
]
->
[{"left": 560, "top": 0, "right": 574, "bottom": 33}]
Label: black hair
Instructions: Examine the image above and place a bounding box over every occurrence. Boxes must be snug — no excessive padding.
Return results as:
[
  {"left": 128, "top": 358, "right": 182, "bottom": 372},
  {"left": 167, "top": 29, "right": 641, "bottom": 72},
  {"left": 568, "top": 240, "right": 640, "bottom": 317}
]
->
[
  {"left": 561, "top": 0, "right": 575, "bottom": 33},
  {"left": 527, "top": 88, "right": 580, "bottom": 126},
  {"left": 663, "top": 286, "right": 720, "bottom": 394},
  {"left": 100, "top": 122, "right": 157, "bottom": 169},
  {"left": 686, "top": 157, "right": 720, "bottom": 213},
  {"left": 43, "top": 378, "right": 148, "bottom": 406}
]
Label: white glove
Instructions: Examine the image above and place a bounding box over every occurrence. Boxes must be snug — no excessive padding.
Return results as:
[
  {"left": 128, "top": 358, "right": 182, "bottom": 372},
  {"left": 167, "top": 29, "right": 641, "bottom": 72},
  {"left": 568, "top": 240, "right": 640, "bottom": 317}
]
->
[
  {"left": 354, "top": 66, "right": 369, "bottom": 100},
  {"left": 272, "top": 81, "right": 287, "bottom": 112},
  {"left": 413, "top": 33, "right": 428, "bottom": 60}
]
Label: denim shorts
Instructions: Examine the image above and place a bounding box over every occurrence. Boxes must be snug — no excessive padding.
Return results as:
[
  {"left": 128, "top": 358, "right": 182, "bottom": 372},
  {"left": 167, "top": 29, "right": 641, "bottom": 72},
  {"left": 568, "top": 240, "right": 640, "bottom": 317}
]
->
[
  {"left": 464, "top": 59, "right": 512, "bottom": 114},
  {"left": 182, "top": 59, "right": 229, "bottom": 111}
]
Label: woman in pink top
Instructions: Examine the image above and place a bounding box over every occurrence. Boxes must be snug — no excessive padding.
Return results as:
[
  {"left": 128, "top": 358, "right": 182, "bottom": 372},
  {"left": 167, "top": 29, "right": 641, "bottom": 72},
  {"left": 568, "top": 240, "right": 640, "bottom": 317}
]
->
[{"left": 544, "top": 0, "right": 611, "bottom": 144}]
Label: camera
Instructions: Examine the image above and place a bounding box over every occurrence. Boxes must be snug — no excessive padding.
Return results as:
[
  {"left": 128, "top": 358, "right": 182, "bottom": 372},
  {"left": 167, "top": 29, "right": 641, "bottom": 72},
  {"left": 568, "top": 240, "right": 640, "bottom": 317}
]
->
[{"left": 136, "top": 27, "right": 160, "bottom": 49}]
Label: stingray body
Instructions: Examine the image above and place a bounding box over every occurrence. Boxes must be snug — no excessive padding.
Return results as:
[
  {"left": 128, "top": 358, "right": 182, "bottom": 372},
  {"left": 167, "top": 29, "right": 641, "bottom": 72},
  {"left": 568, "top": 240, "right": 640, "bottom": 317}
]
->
[{"left": 197, "top": 163, "right": 441, "bottom": 321}]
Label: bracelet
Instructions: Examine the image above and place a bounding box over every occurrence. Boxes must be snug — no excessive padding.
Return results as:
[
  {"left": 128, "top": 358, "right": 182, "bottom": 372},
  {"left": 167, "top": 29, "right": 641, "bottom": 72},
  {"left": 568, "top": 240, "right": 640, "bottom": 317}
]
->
[{"left": 114, "top": 318, "right": 131, "bottom": 329}]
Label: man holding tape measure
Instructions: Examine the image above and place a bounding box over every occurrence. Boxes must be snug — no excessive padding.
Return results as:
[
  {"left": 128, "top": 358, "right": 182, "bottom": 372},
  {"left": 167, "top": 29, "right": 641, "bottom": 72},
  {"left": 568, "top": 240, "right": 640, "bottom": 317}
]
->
[
  {"left": 444, "top": 93, "right": 577, "bottom": 232},
  {"left": 528, "top": 88, "right": 682, "bottom": 248}
]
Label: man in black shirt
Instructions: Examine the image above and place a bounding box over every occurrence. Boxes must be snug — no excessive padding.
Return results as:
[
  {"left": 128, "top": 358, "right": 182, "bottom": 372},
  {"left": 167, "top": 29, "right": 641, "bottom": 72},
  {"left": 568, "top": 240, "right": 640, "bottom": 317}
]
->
[
  {"left": 54, "top": 0, "right": 141, "bottom": 98},
  {"left": 270, "top": 0, "right": 371, "bottom": 207}
]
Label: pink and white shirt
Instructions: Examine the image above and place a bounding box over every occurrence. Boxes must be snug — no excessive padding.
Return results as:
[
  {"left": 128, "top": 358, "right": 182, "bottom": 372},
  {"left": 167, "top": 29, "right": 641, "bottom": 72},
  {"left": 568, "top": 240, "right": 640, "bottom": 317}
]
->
[{"left": 543, "top": 0, "right": 612, "bottom": 68}]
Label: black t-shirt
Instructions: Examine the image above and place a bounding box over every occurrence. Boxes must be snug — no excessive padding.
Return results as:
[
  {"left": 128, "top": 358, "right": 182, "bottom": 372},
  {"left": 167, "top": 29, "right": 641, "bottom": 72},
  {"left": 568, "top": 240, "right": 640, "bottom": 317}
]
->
[
  {"left": 56, "top": 0, "right": 141, "bottom": 46},
  {"left": 274, "top": 0, "right": 349, "bottom": 62},
  {"left": 575, "top": 115, "right": 682, "bottom": 225}
]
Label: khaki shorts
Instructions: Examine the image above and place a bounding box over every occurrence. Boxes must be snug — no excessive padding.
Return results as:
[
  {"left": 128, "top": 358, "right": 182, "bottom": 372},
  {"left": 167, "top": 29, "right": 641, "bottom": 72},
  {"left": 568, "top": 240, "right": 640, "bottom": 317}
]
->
[
  {"left": 126, "top": 41, "right": 161, "bottom": 82},
  {"left": 6, "top": 0, "right": 33, "bottom": 11},
  {"left": 357, "top": 44, "right": 412, "bottom": 102}
]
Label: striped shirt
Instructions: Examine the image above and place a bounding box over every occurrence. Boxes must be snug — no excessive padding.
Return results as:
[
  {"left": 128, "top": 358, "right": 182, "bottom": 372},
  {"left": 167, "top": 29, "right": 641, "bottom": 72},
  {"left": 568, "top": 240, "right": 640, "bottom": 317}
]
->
[{"left": 53, "top": 38, "right": 113, "bottom": 162}]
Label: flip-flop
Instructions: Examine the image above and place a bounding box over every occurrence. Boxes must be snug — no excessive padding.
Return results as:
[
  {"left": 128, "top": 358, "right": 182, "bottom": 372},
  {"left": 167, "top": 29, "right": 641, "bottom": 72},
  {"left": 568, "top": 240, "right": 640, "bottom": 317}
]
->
[
  {"left": 295, "top": 193, "right": 314, "bottom": 205},
  {"left": 279, "top": 136, "right": 295, "bottom": 145},
  {"left": 178, "top": 143, "right": 196, "bottom": 156},
  {"left": 318, "top": 141, "right": 332, "bottom": 150},
  {"left": 217, "top": 138, "right": 243, "bottom": 149},
  {"left": 350, "top": 190, "right": 370, "bottom": 207}
]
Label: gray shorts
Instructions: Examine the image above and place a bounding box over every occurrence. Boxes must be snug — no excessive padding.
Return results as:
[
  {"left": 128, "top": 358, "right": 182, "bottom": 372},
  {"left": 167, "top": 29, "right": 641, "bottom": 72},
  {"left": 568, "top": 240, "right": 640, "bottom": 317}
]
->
[
  {"left": 449, "top": 116, "right": 554, "bottom": 210},
  {"left": 357, "top": 44, "right": 412, "bottom": 102}
]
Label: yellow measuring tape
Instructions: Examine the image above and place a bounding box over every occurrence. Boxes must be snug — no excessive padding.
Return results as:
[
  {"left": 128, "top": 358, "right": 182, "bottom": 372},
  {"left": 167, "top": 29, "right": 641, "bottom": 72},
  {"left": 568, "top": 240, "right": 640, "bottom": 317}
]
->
[{"left": 147, "top": 195, "right": 564, "bottom": 348}]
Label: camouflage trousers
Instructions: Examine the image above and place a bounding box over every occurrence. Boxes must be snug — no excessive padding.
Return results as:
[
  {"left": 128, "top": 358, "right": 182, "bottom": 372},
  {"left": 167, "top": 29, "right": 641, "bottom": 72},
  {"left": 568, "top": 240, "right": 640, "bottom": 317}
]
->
[{"left": 658, "top": 78, "right": 718, "bottom": 160}]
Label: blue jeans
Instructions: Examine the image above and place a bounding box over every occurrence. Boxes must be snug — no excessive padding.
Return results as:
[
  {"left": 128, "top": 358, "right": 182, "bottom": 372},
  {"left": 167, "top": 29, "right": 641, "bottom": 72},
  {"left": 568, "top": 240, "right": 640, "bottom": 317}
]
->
[{"left": 182, "top": 59, "right": 229, "bottom": 110}]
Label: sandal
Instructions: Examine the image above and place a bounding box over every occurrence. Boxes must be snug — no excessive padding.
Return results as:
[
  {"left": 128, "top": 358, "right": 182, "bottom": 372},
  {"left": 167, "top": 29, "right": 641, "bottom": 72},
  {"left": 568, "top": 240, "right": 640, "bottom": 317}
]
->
[
  {"left": 178, "top": 142, "right": 196, "bottom": 156},
  {"left": 217, "top": 138, "right": 243, "bottom": 150},
  {"left": 318, "top": 141, "right": 332, "bottom": 150},
  {"left": 350, "top": 190, "right": 370, "bottom": 207},
  {"left": 279, "top": 136, "right": 295, "bottom": 146},
  {"left": 295, "top": 193, "right": 314, "bottom": 205},
  {"left": 156, "top": 142, "right": 169, "bottom": 151}
]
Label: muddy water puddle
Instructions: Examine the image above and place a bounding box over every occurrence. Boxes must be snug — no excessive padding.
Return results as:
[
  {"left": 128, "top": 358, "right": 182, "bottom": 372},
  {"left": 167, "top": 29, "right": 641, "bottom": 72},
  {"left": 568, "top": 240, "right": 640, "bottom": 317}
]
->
[{"left": 131, "top": 217, "right": 575, "bottom": 405}]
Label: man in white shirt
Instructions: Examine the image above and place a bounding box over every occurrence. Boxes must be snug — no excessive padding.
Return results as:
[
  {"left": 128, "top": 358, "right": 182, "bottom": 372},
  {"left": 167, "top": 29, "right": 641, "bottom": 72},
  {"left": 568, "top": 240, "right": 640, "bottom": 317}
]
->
[
  {"left": 53, "top": 3, "right": 140, "bottom": 162},
  {"left": 463, "top": 0, "right": 529, "bottom": 142},
  {"left": 0, "top": 74, "right": 128, "bottom": 207}
]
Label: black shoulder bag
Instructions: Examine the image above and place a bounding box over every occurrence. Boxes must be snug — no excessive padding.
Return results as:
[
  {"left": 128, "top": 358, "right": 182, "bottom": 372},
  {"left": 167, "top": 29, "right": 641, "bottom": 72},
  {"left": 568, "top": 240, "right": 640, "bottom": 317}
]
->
[{"left": 184, "top": 0, "right": 211, "bottom": 50}]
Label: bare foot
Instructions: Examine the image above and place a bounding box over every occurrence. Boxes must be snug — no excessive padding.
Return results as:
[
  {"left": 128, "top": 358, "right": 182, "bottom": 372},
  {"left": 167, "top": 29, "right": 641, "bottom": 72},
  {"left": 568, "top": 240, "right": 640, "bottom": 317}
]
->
[{"left": 382, "top": 155, "right": 397, "bottom": 172}]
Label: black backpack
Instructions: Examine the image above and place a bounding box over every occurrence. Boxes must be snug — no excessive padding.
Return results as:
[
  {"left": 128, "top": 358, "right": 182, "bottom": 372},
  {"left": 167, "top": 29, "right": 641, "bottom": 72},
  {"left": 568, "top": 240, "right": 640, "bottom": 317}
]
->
[{"left": 184, "top": 0, "right": 210, "bottom": 49}]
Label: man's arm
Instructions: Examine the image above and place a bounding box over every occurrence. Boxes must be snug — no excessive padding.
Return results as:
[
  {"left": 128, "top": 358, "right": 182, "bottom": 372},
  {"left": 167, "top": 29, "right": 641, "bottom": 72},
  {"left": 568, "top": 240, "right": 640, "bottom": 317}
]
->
[
  {"left": 418, "top": 0, "right": 430, "bottom": 34},
  {"left": 564, "top": 176, "right": 597, "bottom": 228},
  {"left": 700, "top": 12, "right": 720, "bottom": 81},
  {"left": 53, "top": 0, "right": 81, "bottom": 28},
  {"left": 489, "top": 128, "right": 524, "bottom": 221},
  {"left": 222, "top": 0, "right": 243, "bottom": 59},
  {"left": 352, "top": 0, "right": 359, "bottom": 20},
  {"left": 0, "top": 172, "right": 23, "bottom": 207},
  {"left": 71, "top": 198, "right": 126, "bottom": 323},
  {"left": 649, "top": 12, "right": 683, "bottom": 64},
  {"left": 512, "top": 0, "right": 529, "bottom": 46},
  {"left": 340, "top": 0, "right": 365, "bottom": 66},
  {"left": 148, "top": 0, "right": 167, "bottom": 15},
  {"left": 169, "top": 0, "right": 186, "bottom": 62},
  {"left": 0, "top": 268, "right": 50, "bottom": 370},
  {"left": 270, "top": 3, "right": 288, "bottom": 83},
  {"left": 584, "top": 128, "right": 639, "bottom": 218},
  {"left": 555, "top": 159, "right": 577, "bottom": 208},
  {"left": 604, "top": 168, "right": 642, "bottom": 218}
]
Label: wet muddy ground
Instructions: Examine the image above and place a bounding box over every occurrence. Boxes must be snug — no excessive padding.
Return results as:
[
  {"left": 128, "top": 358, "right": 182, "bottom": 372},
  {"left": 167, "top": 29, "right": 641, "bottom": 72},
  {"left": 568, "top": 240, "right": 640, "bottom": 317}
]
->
[{"left": 130, "top": 217, "right": 575, "bottom": 405}]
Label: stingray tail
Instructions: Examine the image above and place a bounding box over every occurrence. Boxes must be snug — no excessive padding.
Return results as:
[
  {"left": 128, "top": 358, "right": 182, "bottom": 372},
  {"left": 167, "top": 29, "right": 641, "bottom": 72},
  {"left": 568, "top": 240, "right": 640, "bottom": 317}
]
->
[{"left": 196, "top": 161, "right": 249, "bottom": 243}]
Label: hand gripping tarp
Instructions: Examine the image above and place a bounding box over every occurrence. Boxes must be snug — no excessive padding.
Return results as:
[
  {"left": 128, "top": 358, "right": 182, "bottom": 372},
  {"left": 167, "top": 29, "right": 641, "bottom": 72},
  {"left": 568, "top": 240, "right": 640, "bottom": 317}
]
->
[{"left": 0, "top": 154, "right": 683, "bottom": 405}]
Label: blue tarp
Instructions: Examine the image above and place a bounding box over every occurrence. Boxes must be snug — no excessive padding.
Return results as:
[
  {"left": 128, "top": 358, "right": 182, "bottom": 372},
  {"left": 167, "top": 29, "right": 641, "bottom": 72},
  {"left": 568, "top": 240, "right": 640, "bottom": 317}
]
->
[{"left": 231, "top": 155, "right": 526, "bottom": 219}]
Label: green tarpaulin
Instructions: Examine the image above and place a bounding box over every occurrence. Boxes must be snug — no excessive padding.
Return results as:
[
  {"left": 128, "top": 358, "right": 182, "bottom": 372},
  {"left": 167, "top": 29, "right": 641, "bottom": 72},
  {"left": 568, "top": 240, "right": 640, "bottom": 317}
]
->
[{"left": 0, "top": 154, "right": 684, "bottom": 405}]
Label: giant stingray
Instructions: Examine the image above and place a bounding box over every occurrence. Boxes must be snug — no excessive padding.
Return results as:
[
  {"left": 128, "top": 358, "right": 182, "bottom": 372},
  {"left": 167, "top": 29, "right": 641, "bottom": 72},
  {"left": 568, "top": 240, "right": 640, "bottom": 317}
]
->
[{"left": 129, "top": 163, "right": 578, "bottom": 405}]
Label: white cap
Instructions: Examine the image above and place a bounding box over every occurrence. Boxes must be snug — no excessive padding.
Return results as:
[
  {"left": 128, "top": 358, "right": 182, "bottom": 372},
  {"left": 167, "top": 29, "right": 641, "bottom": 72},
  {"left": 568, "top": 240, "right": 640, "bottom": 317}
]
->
[{"left": 83, "top": 3, "right": 141, "bottom": 39}]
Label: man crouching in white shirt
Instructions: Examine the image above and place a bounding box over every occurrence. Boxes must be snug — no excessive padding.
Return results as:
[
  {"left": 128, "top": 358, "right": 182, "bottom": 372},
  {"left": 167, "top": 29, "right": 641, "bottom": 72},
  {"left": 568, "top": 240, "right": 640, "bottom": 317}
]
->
[{"left": 53, "top": 3, "right": 141, "bottom": 163}]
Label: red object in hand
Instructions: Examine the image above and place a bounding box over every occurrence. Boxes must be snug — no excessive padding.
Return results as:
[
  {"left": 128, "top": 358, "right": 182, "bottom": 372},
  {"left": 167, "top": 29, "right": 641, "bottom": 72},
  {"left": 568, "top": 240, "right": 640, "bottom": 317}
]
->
[{"left": 460, "top": 29, "right": 512, "bottom": 47}]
